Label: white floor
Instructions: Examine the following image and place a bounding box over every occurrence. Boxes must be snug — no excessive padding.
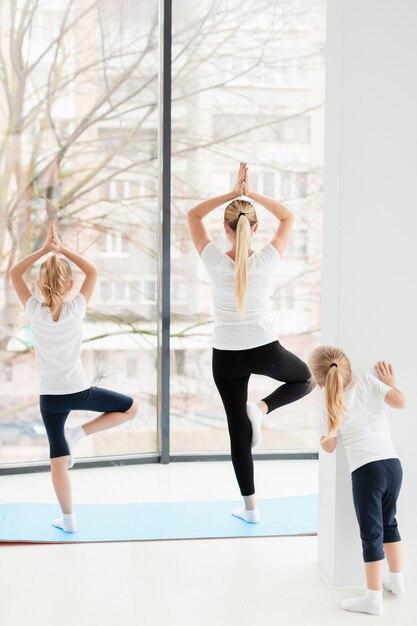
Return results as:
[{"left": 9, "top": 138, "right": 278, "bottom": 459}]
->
[{"left": 1, "top": 460, "right": 416, "bottom": 626}]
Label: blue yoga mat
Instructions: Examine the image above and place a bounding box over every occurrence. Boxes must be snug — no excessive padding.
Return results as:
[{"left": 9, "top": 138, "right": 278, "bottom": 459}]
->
[{"left": 0, "top": 494, "right": 317, "bottom": 543}]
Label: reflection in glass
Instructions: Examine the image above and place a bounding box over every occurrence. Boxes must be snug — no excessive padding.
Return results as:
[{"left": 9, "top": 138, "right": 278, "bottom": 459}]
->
[
  {"left": 171, "top": 0, "right": 326, "bottom": 452},
  {"left": 0, "top": 0, "right": 159, "bottom": 464}
]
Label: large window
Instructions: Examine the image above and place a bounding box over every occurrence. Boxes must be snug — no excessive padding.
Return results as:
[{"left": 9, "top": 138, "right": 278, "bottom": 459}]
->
[
  {"left": 170, "top": 0, "right": 325, "bottom": 453},
  {"left": 0, "top": 0, "right": 159, "bottom": 465},
  {"left": 0, "top": 0, "right": 325, "bottom": 469}
]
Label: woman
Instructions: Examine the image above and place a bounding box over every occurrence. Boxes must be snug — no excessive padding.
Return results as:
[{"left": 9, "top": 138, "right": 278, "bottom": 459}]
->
[
  {"left": 187, "top": 162, "right": 312, "bottom": 522},
  {"left": 9, "top": 222, "right": 139, "bottom": 532},
  {"left": 309, "top": 347, "right": 405, "bottom": 615}
]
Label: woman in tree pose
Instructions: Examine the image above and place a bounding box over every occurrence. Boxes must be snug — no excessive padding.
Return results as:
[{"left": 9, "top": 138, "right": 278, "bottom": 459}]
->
[
  {"left": 10, "top": 222, "right": 139, "bottom": 532},
  {"left": 309, "top": 347, "right": 405, "bottom": 615},
  {"left": 187, "top": 162, "right": 311, "bottom": 522}
]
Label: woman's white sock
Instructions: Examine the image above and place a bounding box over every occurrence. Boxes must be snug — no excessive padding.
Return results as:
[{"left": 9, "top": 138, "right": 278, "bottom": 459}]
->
[
  {"left": 64, "top": 425, "right": 86, "bottom": 469},
  {"left": 246, "top": 403, "right": 263, "bottom": 448},
  {"left": 384, "top": 571, "right": 405, "bottom": 596},
  {"left": 52, "top": 512, "right": 77, "bottom": 533},
  {"left": 232, "top": 506, "right": 260, "bottom": 524},
  {"left": 340, "top": 589, "right": 382, "bottom": 615}
]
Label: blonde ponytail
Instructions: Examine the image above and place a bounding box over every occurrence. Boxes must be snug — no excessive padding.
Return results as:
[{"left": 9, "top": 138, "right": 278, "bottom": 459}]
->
[
  {"left": 39, "top": 255, "right": 72, "bottom": 316},
  {"left": 224, "top": 199, "right": 257, "bottom": 318},
  {"left": 235, "top": 214, "right": 252, "bottom": 317},
  {"left": 324, "top": 365, "right": 346, "bottom": 439},
  {"left": 308, "top": 346, "right": 352, "bottom": 441}
]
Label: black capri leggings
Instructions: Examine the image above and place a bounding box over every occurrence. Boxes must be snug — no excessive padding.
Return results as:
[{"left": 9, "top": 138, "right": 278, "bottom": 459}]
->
[
  {"left": 351, "top": 458, "right": 402, "bottom": 562},
  {"left": 40, "top": 386, "right": 134, "bottom": 459},
  {"left": 212, "top": 340, "right": 312, "bottom": 496}
]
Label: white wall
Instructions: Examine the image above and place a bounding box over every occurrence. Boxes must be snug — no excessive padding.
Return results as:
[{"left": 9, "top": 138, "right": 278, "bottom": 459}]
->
[{"left": 319, "top": 0, "right": 417, "bottom": 586}]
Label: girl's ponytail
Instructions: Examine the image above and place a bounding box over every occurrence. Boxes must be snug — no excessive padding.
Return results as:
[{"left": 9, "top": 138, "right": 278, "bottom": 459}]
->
[
  {"left": 39, "top": 255, "right": 72, "bottom": 315},
  {"left": 324, "top": 365, "right": 346, "bottom": 440},
  {"left": 308, "top": 346, "right": 352, "bottom": 441}
]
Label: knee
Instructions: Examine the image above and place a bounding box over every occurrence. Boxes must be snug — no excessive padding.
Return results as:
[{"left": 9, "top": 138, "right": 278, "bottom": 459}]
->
[
  {"left": 126, "top": 399, "right": 139, "bottom": 419},
  {"left": 50, "top": 455, "right": 69, "bottom": 469}
]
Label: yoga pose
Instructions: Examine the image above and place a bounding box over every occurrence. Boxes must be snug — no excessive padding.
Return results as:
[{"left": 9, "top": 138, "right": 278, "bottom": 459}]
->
[
  {"left": 187, "top": 162, "right": 311, "bottom": 523},
  {"left": 309, "top": 347, "right": 405, "bottom": 615},
  {"left": 9, "top": 222, "right": 139, "bottom": 532}
]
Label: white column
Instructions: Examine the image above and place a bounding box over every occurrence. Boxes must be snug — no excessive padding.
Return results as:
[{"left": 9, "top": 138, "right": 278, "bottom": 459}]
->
[{"left": 319, "top": 0, "right": 417, "bottom": 585}]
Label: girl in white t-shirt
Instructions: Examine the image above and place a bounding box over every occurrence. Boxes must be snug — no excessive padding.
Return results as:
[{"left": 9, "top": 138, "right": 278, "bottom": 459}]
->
[
  {"left": 309, "top": 346, "right": 406, "bottom": 616},
  {"left": 188, "top": 163, "right": 312, "bottom": 522},
  {"left": 10, "top": 222, "right": 139, "bottom": 532}
]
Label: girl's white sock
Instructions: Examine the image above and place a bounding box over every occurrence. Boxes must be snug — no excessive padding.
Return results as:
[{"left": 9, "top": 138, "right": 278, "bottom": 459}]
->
[
  {"left": 246, "top": 403, "right": 263, "bottom": 448},
  {"left": 340, "top": 589, "right": 382, "bottom": 615},
  {"left": 52, "top": 512, "right": 77, "bottom": 533},
  {"left": 384, "top": 571, "right": 405, "bottom": 596},
  {"left": 232, "top": 506, "right": 260, "bottom": 524},
  {"left": 64, "top": 425, "right": 86, "bottom": 469}
]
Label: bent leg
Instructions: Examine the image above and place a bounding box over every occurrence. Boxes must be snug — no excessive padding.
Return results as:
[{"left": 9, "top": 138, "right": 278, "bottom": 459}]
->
[
  {"left": 77, "top": 387, "right": 138, "bottom": 435},
  {"left": 250, "top": 341, "right": 312, "bottom": 413}
]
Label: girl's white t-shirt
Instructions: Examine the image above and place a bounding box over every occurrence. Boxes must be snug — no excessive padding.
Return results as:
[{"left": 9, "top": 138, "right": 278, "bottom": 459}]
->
[
  {"left": 320, "top": 373, "right": 399, "bottom": 473},
  {"left": 25, "top": 293, "right": 90, "bottom": 395},
  {"left": 201, "top": 241, "right": 280, "bottom": 350}
]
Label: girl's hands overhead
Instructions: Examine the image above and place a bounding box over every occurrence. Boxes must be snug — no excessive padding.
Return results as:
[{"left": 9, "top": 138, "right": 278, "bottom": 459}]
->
[
  {"left": 41, "top": 222, "right": 56, "bottom": 254},
  {"left": 49, "top": 221, "right": 63, "bottom": 253}
]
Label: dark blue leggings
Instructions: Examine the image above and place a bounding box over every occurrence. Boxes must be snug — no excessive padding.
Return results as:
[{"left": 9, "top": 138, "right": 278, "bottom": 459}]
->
[
  {"left": 352, "top": 458, "right": 402, "bottom": 562},
  {"left": 40, "top": 386, "right": 134, "bottom": 458},
  {"left": 212, "top": 340, "right": 311, "bottom": 495}
]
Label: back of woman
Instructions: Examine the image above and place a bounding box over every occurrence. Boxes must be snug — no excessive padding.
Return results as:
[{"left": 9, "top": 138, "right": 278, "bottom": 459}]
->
[{"left": 201, "top": 240, "right": 279, "bottom": 349}]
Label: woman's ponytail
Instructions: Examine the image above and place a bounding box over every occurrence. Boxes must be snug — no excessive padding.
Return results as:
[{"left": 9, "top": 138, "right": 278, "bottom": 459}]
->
[
  {"left": 235, "top": 214, "right": 252, "bottom": 317},
  {"left": 224, "top": 199, "right": 257, "bottom": 318},
  {"left": 39, "top": 255, "right": 72, "bottom": 315}
]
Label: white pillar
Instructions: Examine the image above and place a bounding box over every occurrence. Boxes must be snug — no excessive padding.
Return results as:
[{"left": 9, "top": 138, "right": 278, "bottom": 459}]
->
[{"left": 319, "top": 0, "right": 417, "bottom": 586}]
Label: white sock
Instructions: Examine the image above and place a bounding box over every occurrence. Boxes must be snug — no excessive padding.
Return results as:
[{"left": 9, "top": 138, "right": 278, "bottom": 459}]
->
[
  {"left": 52, "top": 512, "right": 77, "bottom": 533},
  {"left": 384, "top": 571, "right": 405, "bottom": 596},
  {"left": 232, "top": 506, "right": 260, "bottom": 524},
  {"left": 246, "top": 403, "right": 263, "bottom": 449},
  {"left": 64, "top": 425, "right": 86, "bottom": 469},
  {"left": 340, "top": 589, "right": 383, "bottom": 615}
]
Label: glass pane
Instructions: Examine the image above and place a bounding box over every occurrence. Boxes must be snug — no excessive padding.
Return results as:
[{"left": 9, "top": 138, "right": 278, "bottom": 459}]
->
[
  {"left": 171, "top": 0, "right": 326, "bottom": 453},
  {"left": 0, "top": 0, "right": 159, "bottom": 465}
]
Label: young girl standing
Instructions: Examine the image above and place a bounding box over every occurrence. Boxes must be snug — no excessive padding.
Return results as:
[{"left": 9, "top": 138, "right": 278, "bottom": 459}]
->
[
  {"left": 9, "top": 222, "right": 138, "bottom": 532},
  {"left": 187, "top": 163, "right": 312, "bottom": 523},
  {"left": 309, "top": 346, "right": 405, "bottom": 615}
]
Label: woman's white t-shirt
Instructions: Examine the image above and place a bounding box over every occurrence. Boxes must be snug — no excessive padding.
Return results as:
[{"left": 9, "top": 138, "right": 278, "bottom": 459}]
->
[
  {"left": 201, "top": 241, "right": 280, "bottom": 350},
  {"left": 25, "top": 293, "right": 90, "bottom": 395},
  {"left": 320, "top": 373, "right": 399, "bottom": 473}
]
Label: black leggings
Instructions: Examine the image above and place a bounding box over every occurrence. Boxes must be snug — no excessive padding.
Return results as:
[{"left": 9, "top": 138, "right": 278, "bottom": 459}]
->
[
  {"left": 40, "top": 386, "right": 134, "bottom": 458},
  {"left": 212, "top": 340, "right": 312, "bottom": 496}
]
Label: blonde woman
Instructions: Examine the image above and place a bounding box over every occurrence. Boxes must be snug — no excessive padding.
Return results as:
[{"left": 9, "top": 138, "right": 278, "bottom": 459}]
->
[
  {"left": 187, "top": 163, "right": 311, "bottom": 523},
  {"left": 309, "top": 346, "right": 405, "bottom": 615},
  {"left": 9, "top": 222, "right": 139, "bottom": 532}
]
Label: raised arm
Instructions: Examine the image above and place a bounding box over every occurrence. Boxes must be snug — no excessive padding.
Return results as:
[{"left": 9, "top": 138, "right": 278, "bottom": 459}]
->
[
  {"left": 187, "top": 162, "right": 246, "bottom": 255},
  {"left": 50, "top": 222, "right": 97, "bottom": 304},
  {"left": 243, "top": 167, "right": 294, "bottom": 256},
  {"left": 375, "top": 361, "right": 406, "bottom": 409},
  {"left": 9, "top": 225, "right": 55, "bottom": 306}
]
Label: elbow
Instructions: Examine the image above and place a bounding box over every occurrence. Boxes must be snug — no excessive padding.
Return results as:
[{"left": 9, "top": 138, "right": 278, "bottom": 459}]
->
[
  {"left": 320, "top": 440, "right": 337, "bottom": 454},
  {"left": 398, "top": 395, "right": 406, "bottom": 409}
]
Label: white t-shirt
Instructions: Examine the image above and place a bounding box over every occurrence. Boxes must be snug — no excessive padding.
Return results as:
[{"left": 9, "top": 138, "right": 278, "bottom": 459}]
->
[
  {"left": 25, "top": 293, "right": 90, "bottom": 395},
  {"left": 201, "top": 241, "right": 280, "bottom": 350},
  {"left": 319, "top": 373, "right": 398, "bottom": 473}
]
